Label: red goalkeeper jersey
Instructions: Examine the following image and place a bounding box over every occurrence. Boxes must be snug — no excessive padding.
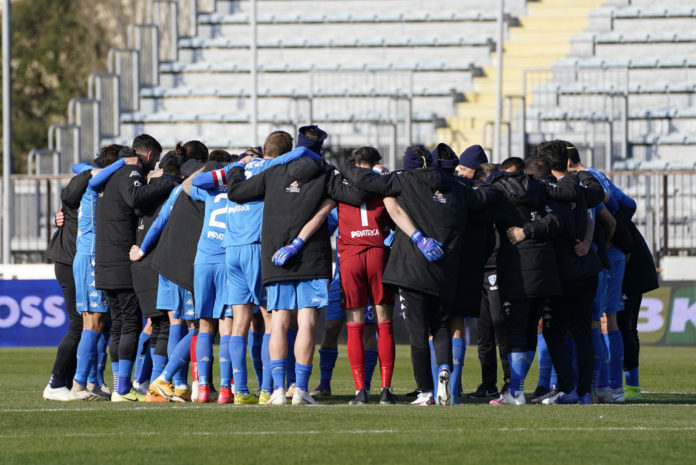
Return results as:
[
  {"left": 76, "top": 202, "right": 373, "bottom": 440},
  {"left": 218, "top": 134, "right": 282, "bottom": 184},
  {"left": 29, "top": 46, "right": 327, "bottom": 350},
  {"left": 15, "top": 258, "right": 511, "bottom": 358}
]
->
[{"left": 336, "top": 196, "right": 391, "bottom": 259}]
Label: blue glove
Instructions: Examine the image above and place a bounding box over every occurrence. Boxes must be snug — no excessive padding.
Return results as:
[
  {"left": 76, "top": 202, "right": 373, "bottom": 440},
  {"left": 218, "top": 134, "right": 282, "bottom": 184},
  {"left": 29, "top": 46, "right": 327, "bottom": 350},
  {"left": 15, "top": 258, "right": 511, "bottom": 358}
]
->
[
  {"left": 383, "top": 231, "right": 395, "bottom": 247},
  {"left": 410, "top": 230, "right": 444, "bottom": 262},
  {"left": 272, "top": 238, "right": 305, "bottom": 266}
]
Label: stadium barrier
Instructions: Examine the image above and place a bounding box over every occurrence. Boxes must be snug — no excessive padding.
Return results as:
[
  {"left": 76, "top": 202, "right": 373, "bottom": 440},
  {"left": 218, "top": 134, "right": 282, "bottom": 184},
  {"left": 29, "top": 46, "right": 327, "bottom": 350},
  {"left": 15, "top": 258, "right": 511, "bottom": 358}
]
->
[{"left": 1, "top": 278, "right": 693, "bottom": 347}]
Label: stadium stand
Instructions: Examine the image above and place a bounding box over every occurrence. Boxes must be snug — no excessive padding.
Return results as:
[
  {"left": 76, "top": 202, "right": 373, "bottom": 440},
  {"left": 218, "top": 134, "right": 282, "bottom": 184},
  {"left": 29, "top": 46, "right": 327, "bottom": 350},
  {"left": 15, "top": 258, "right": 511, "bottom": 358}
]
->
[{"left": 16, "top": 0, "right": 696, "bottom": 262}]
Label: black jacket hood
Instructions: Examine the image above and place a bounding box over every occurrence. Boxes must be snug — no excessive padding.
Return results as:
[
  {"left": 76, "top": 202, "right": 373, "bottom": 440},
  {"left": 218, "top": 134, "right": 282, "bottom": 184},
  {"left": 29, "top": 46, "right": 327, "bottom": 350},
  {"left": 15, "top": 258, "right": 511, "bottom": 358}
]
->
[{"left": 492, "top": 172, "right": 545, "bottom": 211}]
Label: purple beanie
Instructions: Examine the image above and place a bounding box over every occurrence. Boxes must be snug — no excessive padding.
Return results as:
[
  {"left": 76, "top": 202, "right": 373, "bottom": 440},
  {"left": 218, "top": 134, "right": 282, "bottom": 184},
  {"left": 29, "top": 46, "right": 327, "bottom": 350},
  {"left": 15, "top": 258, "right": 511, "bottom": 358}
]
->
[
  {"left": 403, "top": 144, "right": 432, "bottom": 171},
  {"left": 459, "top": 144, "right": 488, "bottom": 170},
  {"left": 297, "top": 125, "right": 328, "bottom": 154},
  {"left": 431, "top": 143, "right": 459, "bottom": 171}
]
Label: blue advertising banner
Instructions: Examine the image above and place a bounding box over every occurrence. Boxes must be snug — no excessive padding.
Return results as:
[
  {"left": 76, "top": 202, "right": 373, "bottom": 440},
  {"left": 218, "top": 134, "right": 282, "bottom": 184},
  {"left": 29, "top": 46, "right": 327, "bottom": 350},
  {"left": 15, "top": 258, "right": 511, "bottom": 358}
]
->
[{"left": 0, "top": 280, "right": 68, "bottom": 347}]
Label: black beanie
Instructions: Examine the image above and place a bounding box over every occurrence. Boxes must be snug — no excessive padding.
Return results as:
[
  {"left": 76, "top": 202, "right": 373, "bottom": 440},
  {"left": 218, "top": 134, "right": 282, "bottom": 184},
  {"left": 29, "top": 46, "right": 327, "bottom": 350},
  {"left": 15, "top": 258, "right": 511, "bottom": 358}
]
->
[{"left": 297, "top": 125, "right": 328, "bottom": 154}]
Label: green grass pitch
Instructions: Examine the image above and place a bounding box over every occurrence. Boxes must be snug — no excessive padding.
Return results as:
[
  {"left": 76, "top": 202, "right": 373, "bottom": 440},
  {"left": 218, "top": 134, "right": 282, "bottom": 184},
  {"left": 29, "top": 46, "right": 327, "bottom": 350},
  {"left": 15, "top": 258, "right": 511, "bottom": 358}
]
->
[{"left": 1, "top": 345, "right": 694, "bottom": 464}]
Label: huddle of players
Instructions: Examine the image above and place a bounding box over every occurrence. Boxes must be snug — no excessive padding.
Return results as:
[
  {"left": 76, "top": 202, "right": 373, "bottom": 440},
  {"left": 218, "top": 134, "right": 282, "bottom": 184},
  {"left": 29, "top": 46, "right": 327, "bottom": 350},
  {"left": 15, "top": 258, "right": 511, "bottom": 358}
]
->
[{"left": 43, "top": 124, "right": 656, "bottom": 405}]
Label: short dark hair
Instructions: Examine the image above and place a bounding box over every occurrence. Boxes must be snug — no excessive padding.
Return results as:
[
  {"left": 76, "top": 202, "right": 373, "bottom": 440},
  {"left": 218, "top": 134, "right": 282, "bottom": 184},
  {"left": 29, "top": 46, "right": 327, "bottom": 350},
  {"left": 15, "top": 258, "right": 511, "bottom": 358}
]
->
[
  {"left": 208, "top": 149, "right": 232, "bottom": 163},
  {"left": 524, "top": 156, "right": 551, "bottom": 180},
  {"left": 183, "top": 140, "right": 209, "bottom": 162},
  {"left": 244, "top": 147, "right": 262, "bottom": 158},
  {"left": 99, "top": 144, "right": 123, "bottom": 166},
  {"left": 474, "top": 162, "right": 498, "bottom": 181},
  {"left": 536, "top": 140, "right": 569, "bottom": 172},
  {"left": 161, "top": 155, "right": 185, "bottom": 177},
  {"left": 500, "top": 156, "right": 525, "bottom": 173},
  {"left": 263, "top": 131, "right": 293, "bottom": 158},
  {"left": 567, "top": 143, "right": 581, "bottom": 166},
  {"left": 132, "top": 134, "right": 162, "bottom": 157},
  {"left": 300, "top": 126, "right": 325, "bottom": 141},
  {"left": 351, "top": 146, "right": 381, "bottom": 167}
]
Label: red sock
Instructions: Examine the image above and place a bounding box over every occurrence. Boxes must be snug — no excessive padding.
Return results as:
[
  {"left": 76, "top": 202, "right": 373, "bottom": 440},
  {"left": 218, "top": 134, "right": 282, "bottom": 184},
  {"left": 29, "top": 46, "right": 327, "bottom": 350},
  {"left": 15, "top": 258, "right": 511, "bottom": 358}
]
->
[
  {"left": 346, "top": 322, "right": 366, "bottom": 391},
  {"left": 190, "top": 334, "right": 198, "bottom": 383},
  {"left": 377, "top": 321, "right": 395, "bottom": 389}
]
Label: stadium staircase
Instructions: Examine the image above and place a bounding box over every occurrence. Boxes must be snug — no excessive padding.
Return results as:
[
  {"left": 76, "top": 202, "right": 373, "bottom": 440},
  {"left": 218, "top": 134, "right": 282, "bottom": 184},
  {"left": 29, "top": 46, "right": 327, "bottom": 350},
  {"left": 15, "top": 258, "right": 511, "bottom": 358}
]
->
[{"left": 438, "top": 0, "right": 605, "bottom": 157}]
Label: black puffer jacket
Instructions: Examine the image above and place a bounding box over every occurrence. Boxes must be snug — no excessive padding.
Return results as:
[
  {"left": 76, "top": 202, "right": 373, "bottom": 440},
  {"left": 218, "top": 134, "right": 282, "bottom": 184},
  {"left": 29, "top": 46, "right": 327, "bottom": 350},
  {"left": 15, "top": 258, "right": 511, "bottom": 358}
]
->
[
  {"left": 132, "top": 176, "right": 180, "bottom": 317},
  {"left": 46, "top": 170, "right": 91, "bottom": 265},
  {"left": 227, "top": 157, "right": 367, "bottom": 284},
  {"left": 455, "top": 177, "right": 496, "bottom": 316},
  {"left": 95, "top": 165, "right": 176, "bottom": 289},
  {"left": 529, "top": 175, "right": 602, "bottom": 282},
  {"left": 151, "top": 192, "right": 205, "bottom": 293},
  {"left": 485, "top": 172, "right": 563, "bottom": 301},
  {"left": 622, "top": 221, "right": 659, "bottom": 295},
  {"left": 339, "top": 165, "right": 492, "bottom": 305}
]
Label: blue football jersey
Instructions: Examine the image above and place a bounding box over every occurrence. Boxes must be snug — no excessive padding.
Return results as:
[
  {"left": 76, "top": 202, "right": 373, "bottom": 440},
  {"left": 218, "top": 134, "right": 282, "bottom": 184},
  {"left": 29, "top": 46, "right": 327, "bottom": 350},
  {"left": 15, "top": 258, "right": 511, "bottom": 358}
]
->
[{"left": 191, "top": 185, "right": 227, "bottom": 264}]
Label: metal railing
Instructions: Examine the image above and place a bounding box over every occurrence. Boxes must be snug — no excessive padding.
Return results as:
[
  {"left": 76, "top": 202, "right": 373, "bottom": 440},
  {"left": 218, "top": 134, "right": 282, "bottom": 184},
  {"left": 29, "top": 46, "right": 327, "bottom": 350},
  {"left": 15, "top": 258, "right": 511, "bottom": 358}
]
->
[{"left": 1, "top": 168, "right": 693, "bottom": 263}]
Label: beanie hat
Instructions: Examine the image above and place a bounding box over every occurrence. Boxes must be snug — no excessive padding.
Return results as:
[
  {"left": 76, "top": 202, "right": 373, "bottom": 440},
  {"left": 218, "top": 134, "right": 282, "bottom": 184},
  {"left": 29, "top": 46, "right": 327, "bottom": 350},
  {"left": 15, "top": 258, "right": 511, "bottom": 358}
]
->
[
  {"left": 297, "top": 125, "right": 328, "bottom": 154},
  {"left": 459, "top": 144, "right": 488, "bottom": 170},
  {"left": 403, "top": 144, "right": 432, "bottom": 171},
  {"left": 431, "top": 143, "right": 459, "bottom": 171}
]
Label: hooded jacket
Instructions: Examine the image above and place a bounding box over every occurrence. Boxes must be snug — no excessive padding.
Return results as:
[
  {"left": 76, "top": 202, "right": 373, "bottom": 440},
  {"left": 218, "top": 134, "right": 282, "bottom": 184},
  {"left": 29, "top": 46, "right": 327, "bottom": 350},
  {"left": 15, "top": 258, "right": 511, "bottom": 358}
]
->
[
  {"left": 227, "top": 157, "right": 367, "bottom": 285},
  {"left": 338, "top": 164, "right": 492, "bottom": 305},
  {"left": 622, "top": 220, "right": 658, "bottom": 295},
  {"left": 484, "top": 172, "right": 563, "bottom": 301},
  {"left": 46, "top": 170, "right": 91, "bottom": 265},
  {"left": 95, "top": 164, "right": 176, "bottom": 289},
  {"left": 151, "top": 191, "right": 205, "bottom": 293},
  {"left": 131, "top": 176, "right": 180, "bottom": 316}
]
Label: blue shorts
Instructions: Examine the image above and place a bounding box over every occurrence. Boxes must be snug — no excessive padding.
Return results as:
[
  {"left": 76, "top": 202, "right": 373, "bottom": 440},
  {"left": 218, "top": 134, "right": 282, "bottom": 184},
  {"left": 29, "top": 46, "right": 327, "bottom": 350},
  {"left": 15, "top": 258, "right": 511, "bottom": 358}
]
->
[
  {"left": 592, "top": 269, "right": 609, "bottom": 320},
  {"left": 266, "top": 279, "right": 329, "bottom": 311},
  {"left": 194, "top": 262, "right": 228, "bottom": 319},
  {"left": 156, "top": 275, "right": 195, "bottom": 320},
  {"left": 73, "top": 253, "right": 108, "bottom": 314},
  {"left": 326, "top": 276, "right": 375, "bottom": 323},
  {"left": 222, "top": 305, "right": 234, "bottom": 319},
  {"left": 605, "top": 246, "right": 626, "bottom": 314},
  {"left": 226, "top": 244, "right": 266, "bottom": 307}
]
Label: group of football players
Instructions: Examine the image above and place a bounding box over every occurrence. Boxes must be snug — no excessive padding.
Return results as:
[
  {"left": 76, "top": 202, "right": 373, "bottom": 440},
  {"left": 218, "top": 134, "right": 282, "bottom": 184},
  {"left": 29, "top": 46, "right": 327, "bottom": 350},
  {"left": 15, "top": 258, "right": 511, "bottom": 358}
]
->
[{"left": 42, "top": 125, "right": 657, "bottom": 405}]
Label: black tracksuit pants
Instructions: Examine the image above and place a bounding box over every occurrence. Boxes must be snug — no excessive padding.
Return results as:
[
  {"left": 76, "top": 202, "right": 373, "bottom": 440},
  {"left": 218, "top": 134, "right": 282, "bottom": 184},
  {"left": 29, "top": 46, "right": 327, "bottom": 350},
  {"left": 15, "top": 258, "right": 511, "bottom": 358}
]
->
[
  {"left": 618, "top": 290, "right": 642, "bottom": 372},
  {"left": 106, "top": 288, "right": 143, "bottom": 364},
  {"left": 399, "top": 288, "right": 452, "bottom": 392},
  {"left": 543, "top": 276, "right": 598, "bottom": 396},
  {"left": 477, "top": 269, "right": 510, "bottom": 388},
  {"left": 51, "top": 262, "right": 83, "bottom": 383}
]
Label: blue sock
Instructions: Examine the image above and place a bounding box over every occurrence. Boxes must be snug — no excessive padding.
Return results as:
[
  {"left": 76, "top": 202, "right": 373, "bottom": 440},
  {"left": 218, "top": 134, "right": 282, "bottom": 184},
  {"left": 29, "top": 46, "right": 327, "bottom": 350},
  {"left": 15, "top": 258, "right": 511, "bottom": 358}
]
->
[
  {"left": 509, "top": 352, "right": 527, "bottom": 396},
  {"left": 162, "top": 329, "right": 193, "bottom": 383},
  {"left": 261, "top": 333, "right": 272, "bottom": 393},
  {"left": 591, "top": 327, "right": 603, "bottom": 391},
  {"left": 75, "top": 329, "right": 99, "bottom": 386},
  {"left": 364, "top": 349, "right": 378, "bottom": 392},
  {"left": 230, "top": 335, "right": 248, "bottom": 394},
  {"left": 173, "top": 329, "right": 194, "bottom": 386},
  {"left": 318, "top": 348, "right": 338, "bottom": 389},
  {"left": 271, "top": 359, "right": 287, "bottom": 391},
  {"left": 429, "top": 339, "right": 438, "bottom": 396},
  {"left": 625, "top": 367, "right": 639, "bottom": 387},
  {"left": 168, "top": 323, "right": 186, "bottom": 360},
  {"left": 133, "top": 331, "right": 150, "bottom": 385},
  {"left": 550, "top": 365, "right": 558, "bottom": 389},
  {"left": 151, "top": 351, "right": 168, "bottom": 383},
  {"left": 295, "top": 362, "right": 312, "bottom": 392},
  {"left": 599, "top": 331, "right": 610, "bottom": 388},
  {"left": 196, "top": 332, "right": 213, "bottom": 386},
  {"left": 248, "top": 330, "right": 263, "bottom": 390},
  {"left": 96, "top": 332, "right": 108, "bottom": 386},
  {"left": 117, "top": 359, "right": 135, "bottom": 395},
  {"left": 218, "top": 335, "right": 231, "bottom": 389},
  {"left": 537, "top": 333, "right": 552, "bottom": 389},
  {"left": 606, "top": 330, "right": 624, "bottom": 389},
  {"left": 135, "top": 345, "right": 153, "bottom": 385},
  {"left": 286, "top": 329, "right": 297, "bottom": 387},
  {"left": 451, "top": 337, "right": 465, "bottom": 403},
  {"left": 88, "top": 359, "right": 98, "bottom": 385}
]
